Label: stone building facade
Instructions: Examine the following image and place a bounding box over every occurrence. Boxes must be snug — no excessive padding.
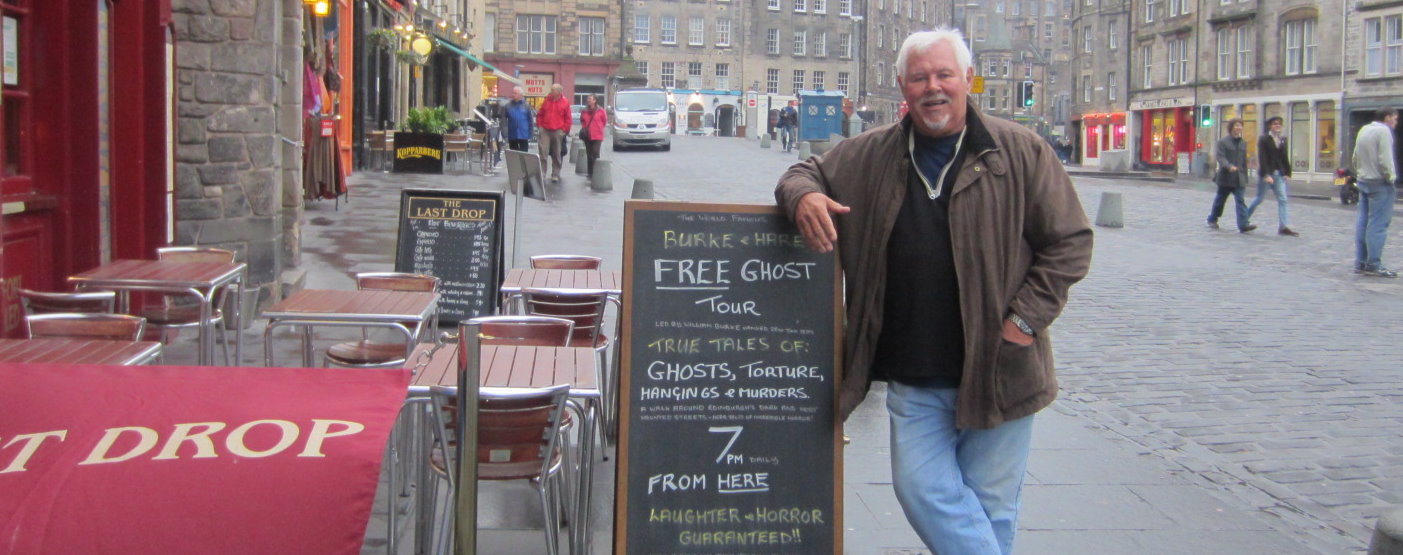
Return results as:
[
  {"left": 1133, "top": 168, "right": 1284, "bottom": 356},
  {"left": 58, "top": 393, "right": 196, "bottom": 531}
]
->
[
  {"left": 1069, "top": 0, "right": 1132, "bottom": 169},
  {"left": 172, "top": 0, "right": 305, "bottom": 309},
  {"left": 482, "top": 0, "right": 625, "bottom": 107},
  {"left": 862, "top": 0, "right": 937, "bottom": 123}
]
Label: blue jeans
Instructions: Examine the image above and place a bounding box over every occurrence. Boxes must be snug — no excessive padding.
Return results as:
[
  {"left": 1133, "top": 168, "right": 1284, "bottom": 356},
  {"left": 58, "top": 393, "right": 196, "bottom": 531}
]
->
[
  {"left": 1355, "top": 179, "right": 1396, "bottom": 270},
  {"left": 1208, "top": 184, "right": 1249, "bottom": 229},
  {"left": 887, "top": 382, "right": 1035, "bottom": 555},
  {"left": 779, "top": 126, "right": 794, "bottom": 150},
  {"left": 1247, "top": 171, "right": 1290, "bottom": 228}
]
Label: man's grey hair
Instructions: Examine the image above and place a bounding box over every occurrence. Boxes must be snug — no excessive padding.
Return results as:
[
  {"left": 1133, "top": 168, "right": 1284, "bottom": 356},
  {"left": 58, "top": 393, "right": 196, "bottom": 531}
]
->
[{"left": 895, "top": 28, "right": 972, "bottom": 79}]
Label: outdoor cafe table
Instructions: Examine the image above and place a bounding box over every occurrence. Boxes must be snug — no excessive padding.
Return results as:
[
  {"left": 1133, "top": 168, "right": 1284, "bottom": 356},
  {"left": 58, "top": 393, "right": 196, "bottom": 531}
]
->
[
  {"left": 405, "top": 342, "right": 600, "bottom": 554},
  {"left": 68, "top": 258, "right": 246, "bottom": 365},
  {"left": 262, "top": 289, "right": 439, "bottom": 367},
  {"left": 498, "top": 268, "right": 623, "bottom": 309},
  {"left": 0, "top": 338, "right": 162, "bottom": 365}
]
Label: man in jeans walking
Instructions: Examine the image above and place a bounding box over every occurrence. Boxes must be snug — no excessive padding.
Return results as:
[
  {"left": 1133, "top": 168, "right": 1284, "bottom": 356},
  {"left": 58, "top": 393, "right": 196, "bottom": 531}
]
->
[
  {"left": 1350, "top": 107, "right": 1399, "bottom": 278},
  {"left": 1248, "top": 116, "right": 1299, "bottom": 236},
  {"left": 1207, "top": 119, "right": 1257, "bottom": 233}
]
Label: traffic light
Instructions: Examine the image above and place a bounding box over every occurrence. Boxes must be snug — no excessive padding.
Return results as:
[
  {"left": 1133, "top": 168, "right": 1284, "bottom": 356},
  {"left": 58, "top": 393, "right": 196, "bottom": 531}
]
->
[
  {"left": 1198, "top": 104, "right": 1213, "bottom": 127},
  {"left": 1022, "top": 81, "right": 1035, "bottom": 107}
]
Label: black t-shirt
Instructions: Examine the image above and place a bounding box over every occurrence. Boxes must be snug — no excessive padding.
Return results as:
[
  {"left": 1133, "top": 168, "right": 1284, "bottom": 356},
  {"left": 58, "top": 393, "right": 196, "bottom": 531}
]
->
[{"left": 872, "top": 130, "right": 967, "bottom": 387}]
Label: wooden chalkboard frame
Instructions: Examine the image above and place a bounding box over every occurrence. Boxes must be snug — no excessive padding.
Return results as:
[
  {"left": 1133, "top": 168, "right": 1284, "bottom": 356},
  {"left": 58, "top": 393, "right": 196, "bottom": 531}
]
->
[
  {"left": 615, "top": 200, "right": 844, "bottom": 554},
  {"left": 393, "top": 188, "right": 506, "bottom": 325}
]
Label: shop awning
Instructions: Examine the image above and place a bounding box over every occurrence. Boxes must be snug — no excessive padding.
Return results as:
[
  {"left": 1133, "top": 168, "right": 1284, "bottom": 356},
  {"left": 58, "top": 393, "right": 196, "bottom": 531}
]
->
[{"left": 434, "top": 39, "right": 522, "bottom": 87}]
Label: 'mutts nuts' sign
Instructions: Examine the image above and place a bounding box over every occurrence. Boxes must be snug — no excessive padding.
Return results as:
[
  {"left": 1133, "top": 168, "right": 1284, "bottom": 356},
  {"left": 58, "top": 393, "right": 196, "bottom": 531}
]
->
[{"left": 523, "top": 73, "right": 554, "bottom": 96}]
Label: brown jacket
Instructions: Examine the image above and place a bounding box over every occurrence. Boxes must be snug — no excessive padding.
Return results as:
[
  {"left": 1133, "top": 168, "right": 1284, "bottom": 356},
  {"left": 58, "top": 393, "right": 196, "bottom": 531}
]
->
[{"left": 775, "top": 107, "right": 1093, "bottom": 429}]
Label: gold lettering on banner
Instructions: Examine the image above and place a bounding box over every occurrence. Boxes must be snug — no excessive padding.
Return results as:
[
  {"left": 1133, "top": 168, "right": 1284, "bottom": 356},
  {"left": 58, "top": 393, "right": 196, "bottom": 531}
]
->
[
  {"left": 396, "top": 146, "right": 443, "bottom": 160},
  {"left": 0, "top": 431, "right": 68, "bottom": 473},
  {"left": 1, "top": 418, "right": 370, "bottom": 473}
]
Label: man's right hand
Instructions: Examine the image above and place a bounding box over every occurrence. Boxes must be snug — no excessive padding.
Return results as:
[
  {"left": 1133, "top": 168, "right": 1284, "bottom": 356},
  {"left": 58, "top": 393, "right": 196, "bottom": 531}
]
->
[{"left": 795, "top": 192, "right": 851, "bottom": 253}]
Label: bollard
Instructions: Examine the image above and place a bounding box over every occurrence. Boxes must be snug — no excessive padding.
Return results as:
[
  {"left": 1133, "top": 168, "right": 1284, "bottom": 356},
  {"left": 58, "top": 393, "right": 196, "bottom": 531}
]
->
[
  {"left": 760, "top": 134, "right": 771, "bottom": 149},
  {"left": 1095, "top": 191, "right": 1124, "bottom": 228},
  {"left": 575, "top": 145, "right": 589, "bottom": 175},
  {"left": 631, "top": 178, "right": 654, "bottom": 200},
  {"left": 798, "top": 141, "right": 811, "bottom": 160},
  {"left": 1372, "top": 509, "right": 1403, "bottom": 555},
  {"left": 591, "top": 159, "right": 613, "bottom": 192},
  {"left": 568, "top": 140, "right": 580, "bottom": 164},
  {"left": 847, "top": 114, "right": 863, "bottom": 138}
]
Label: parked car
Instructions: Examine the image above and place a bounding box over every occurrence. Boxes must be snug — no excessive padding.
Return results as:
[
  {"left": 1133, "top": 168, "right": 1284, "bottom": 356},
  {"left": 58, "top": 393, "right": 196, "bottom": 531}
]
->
[{"left": 611, "top": 88, "right": 672, "bottom": 151}]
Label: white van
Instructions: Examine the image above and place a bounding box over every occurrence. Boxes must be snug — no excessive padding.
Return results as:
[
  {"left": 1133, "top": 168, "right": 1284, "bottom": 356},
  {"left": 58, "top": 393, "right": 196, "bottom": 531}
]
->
[{"left": 611, "top": 88, "right": 672, "bottom": 151}]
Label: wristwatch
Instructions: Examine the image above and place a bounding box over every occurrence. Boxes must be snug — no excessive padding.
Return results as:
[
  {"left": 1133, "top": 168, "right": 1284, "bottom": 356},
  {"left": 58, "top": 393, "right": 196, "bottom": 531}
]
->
[{"left": 1007, "top": 313, "right": 1035, "bottom": 336}]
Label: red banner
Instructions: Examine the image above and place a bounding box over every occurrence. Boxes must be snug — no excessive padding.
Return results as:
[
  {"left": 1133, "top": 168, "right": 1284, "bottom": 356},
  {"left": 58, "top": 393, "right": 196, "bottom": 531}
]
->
[{"left": 0, "top": 364, "right": 410, "bottom": 554}]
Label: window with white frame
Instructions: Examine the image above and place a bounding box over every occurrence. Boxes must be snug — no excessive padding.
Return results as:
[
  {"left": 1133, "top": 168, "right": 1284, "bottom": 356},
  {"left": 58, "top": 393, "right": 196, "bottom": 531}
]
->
[
  {"left": 661, "top": 61, "right": 675, "bottom": 88},
  {"left": 716, "top": 18, "right": 731, "bottom": 47},
  {"left": 1109, "top": 19, "right": 1118, "bottom": 49},
  {"left": 516, "top": 15, "right": 558, "bottom": 54},
  {"left": 795, "top": 0, "right": 807, "bottom": 12},
  {"left": 716, "top": 63, "right": 730, "bottom": 90},
  {"left": 1084, "top": 26, "right": 1093, "bottom": 52},
  {"left": 815, "top": 0, "right": 826, "bottom": 13},
  {"left": 794, "top": 30, "right": 807, "bottom": 55},
  {"left": 994, "top": 1, "right": 1002, "bottom": 13},
  {"left": 689, "top": 17, "right": 704, "bottom": 45},
  {"left": 1142, "top": 44, "right": 1152, "bottom": 87},
  {"left": 1236, "top": 25, "right": 1253, "bottom": 78},
  {"left": 688, "top": 62, "right": 703, "bottom": 88},
  {"left": 767, "top": 68, "right": 780, "bottom": 93},
  {"left": 1145, "top": 0, "right": 1156, "bottom": 23},
  {"left": 1284, "top": 19, "right": 1317, "bottom": 75},
  {"left": 840, "top": 0, "right": 851, "bottom": 15},
  {"left": 1045, "top": 23, "right": 1053, "bottom": 40},
  {"left": 1108, "top": 71, "right": 1117, "bottom": 100},
  {"left": 1167, "top": 38, "right": 1187, "bottom": 84},
  {"left": 814, "top": 70, "right": 825, "bottom": 89},
  {"left": 1002, "top": 59, "right": 1011, "bottom": 76},
  {"left": 580, "top": 17, "right": 605, "bottom": 56},
  {"left": 1366, "top": 17, "right": 1383, "bottom": 76},
  {"left": 1217, "top": 27, "right": 1232, "bottom": 79},
  {"left": 1389, "top": 15, "right": 1403, "bottom": 75},
  {"left": 485, "top": 13, "right": 497, "bottom": 52},
  {"left": 793, "top": 70, "right": 805, "bottom": 93},
  {"left": 815, "top": 32, "right": 827, "bottom": 57},
  {"left": 877, "top": 62, "right": 885, "bottom": 87},
  {"left": 633, "top": 14, "right": 650, "bottom": 43},
  {"left": 1025, "top": 63, "right": 1033, "bottom": 78},
  {"left": 840, "top": 33, "right": 852, "bottom": 58},
  {"left": 1168, "top": 0, "right": 1189, "bottom": 17},
  {"left": 661, "top": 15, "right": 677, "bottom": 44},
  {"left": 767, "top": 28, "right": 779, "bottom": 54},
  {"left": 636, "top": 61, "right": 649, "bottom": 84},
  {"left": 769, "top": 0, "right": 780, "bottom": 10},
  {"left": 838, "top": 71, "right": 850, "bottom": 94},
  {"left": 922, "top": 1, "right": 928, "bottom": 22},
  {"left": 879, "top": 25, "right": 885, "bottom": 49},
  {"left": 1083, "top": 74, "right": 1092, "bottom": 101},
  {"left": 892, "top": 28, "right": 899, "bottom": 51}
]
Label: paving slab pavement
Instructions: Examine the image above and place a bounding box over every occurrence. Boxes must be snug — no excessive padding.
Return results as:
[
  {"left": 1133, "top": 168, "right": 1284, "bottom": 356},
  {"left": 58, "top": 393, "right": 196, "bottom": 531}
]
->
[{"left": 158, "top": 133, "right": 1386, "bottom": 553}]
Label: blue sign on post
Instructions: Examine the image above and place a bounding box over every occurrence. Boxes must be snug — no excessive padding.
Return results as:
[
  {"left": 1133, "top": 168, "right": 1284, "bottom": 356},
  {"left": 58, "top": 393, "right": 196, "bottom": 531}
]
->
[{"left": 797, "top": 89, "right": 846, "bottom": 142}]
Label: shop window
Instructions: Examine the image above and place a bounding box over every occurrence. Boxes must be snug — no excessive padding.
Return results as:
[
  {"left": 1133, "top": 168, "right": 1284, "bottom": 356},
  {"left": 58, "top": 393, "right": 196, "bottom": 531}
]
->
[
  {"left": 1315, "top": 101, "right": 1336, "bottom": 172},
  {"left": 1241, "top": 104, "right": 1258, "bottom": 164},
  {"left": 1112, "top": 123, "right": 1127, "bottom": 150},
  {"left": 1218, "top": 105, "right": 1237, "bottom": 139},
  {"left": 1, "top": 8, "right": 29, "bottom": 187},
  {"left": 1289, "top": 102, "right": 1310, "bottom": 172},
  {"left": 1150, "top": 112, "right": 1164, "bottom": 163},
  {"left": 1161, "top": 110, "right": 1177, "bottom": 163}
]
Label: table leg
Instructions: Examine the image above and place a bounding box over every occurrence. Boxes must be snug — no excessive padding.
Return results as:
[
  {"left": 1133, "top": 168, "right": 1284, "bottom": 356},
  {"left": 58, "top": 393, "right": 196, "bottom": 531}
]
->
[
  {"left": 302, "top": 325, "right": 314, "bottom": 367},
  {"left": 199, "top": 295, "right": 214, "bottom": 366},
  {"left": 233, "top": 276, "right": 244, "bottom": 366},
  {"left": 573, "top": 397, "right": 599, "bottom": 554}
]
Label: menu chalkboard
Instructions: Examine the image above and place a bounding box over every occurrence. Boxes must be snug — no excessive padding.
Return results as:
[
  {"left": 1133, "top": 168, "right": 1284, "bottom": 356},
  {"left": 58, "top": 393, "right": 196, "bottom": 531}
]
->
[
  {"left": 616, "top": 201, "right": 842, "bottom": 554},
  {"left": 394, "top": 189, "right": 505, "bottom": 324}
]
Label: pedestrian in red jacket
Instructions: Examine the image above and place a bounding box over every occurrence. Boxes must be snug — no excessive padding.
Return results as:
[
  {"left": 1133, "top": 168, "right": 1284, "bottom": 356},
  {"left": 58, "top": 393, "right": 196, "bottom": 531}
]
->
[{"left": 537, "top": 84, "right": 573, "bottom": 181}]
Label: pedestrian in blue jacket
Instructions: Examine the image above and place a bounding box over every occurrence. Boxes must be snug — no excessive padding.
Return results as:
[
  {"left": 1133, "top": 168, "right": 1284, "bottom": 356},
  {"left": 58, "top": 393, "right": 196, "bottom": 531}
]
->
[{"left": 503, "top": 86, "right": 534, "bottom": 152}]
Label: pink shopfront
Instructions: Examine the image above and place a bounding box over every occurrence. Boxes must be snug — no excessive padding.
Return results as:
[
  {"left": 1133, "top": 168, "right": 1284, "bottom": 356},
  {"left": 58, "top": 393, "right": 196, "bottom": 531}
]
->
[{"left": 1080, "top": 112, "right": 1128, "bottom": 165}]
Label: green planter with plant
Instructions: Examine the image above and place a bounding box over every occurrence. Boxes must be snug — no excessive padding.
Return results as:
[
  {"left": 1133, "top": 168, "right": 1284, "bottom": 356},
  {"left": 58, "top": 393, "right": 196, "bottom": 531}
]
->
[{"left": 393, "top": 106, "right": 458, "bottom": 174}]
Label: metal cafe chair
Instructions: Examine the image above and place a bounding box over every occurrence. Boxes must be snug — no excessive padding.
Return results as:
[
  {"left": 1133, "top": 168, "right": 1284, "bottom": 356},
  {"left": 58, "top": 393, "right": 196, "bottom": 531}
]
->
[
  {"left": 135, "top": 246, "right": 237, "bottom": 365},
  {"left": 26, "top": 313, "right": 147, "bottom": 341},
  {"left": 19, "top": 289, "right": 117, "bottom": 315},
  {"left": 528, "top": 255, "right": 603, "bottom": 270},
  {"left": 323, "top": 272, "right": 440, "bottom": 369},
  {"left": 426, "top": 383, "right": 574, "bottom": 555},
  {"left": 518, "top": 287, "right": 615, "bottom": 454}
]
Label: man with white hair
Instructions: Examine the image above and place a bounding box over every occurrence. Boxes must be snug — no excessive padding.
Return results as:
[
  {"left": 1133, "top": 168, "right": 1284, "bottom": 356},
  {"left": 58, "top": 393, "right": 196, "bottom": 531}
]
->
[{"left": 776, "top": 28, "right": 1093, "bottom": 554}]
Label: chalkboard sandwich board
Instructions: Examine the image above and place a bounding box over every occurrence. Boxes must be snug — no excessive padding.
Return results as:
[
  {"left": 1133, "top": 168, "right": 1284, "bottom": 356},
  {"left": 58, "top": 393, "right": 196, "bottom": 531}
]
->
[
  {"left": 616, "top": 200, "right": 843, "bottom": 554},
  {"left": 394, "top": 188, "right": 505, "bottom": 325}
]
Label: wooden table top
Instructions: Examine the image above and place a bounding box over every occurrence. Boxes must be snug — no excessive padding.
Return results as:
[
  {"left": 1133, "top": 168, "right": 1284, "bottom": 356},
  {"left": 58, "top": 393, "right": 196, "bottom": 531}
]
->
[
  {"left": 407, "top": 343, "right": 597, "bottom": 393},
  {"left": 69, "top": 259, "right": 245, "bottom": 289},
  {"left": 500, "top": 268, "right": 622, "bottom": 295},
  {"left": 0, "top": 338, "right": 163, "bottom": 365},
  {"left": 263, "top": 289, "right": 439, "bottom": 322}
]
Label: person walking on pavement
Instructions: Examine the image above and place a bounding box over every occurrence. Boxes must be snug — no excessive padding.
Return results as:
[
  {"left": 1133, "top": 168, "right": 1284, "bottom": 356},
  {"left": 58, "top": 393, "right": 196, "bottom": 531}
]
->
[
  {"left": 579, "top": 94, "right": 607, "bottom": 178},
  {"left": 503, "top": 86, "right": 534, "bottom": 153},
  {"left": 779, "top": 100, "right": 799, "bottom": 152},
  {"left": 1248, "top": 116, "right": 1299, "bottom": 236},
  {"left": 537, "top": 83, "right": 573, "bottom": 181},
  {"left": 1207, "top": 119, "right": 1257, "bottom": 233},
  {"left": 1350, "top": 107, "right": 1399, "bottom": 277},
  {"left": 775, "top": 28, "right": 1093, "bottom": 555}
]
